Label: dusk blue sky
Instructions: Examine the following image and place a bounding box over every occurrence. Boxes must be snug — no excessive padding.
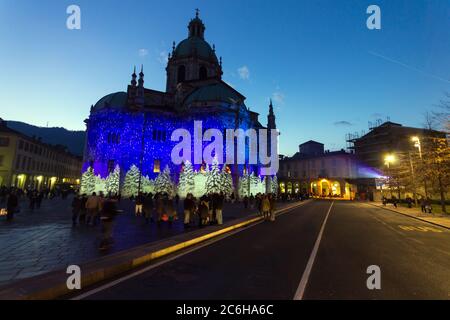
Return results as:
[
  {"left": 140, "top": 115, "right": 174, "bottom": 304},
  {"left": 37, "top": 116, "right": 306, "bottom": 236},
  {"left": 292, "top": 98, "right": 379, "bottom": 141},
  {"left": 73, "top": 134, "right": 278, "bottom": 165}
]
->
[{"left": 0, "top": 0, "right": 449, "bottom": 155}]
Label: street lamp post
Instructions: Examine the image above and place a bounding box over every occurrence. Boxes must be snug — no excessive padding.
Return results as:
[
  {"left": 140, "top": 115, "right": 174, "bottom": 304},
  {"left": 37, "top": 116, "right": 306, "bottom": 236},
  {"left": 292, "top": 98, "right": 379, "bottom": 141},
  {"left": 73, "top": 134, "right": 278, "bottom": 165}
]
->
[
  {"left": 384, "top": 154, "right": 395, "bottom": 197},
  {"left": 411, "top": 136, "right": 428, "bottom": 198}
]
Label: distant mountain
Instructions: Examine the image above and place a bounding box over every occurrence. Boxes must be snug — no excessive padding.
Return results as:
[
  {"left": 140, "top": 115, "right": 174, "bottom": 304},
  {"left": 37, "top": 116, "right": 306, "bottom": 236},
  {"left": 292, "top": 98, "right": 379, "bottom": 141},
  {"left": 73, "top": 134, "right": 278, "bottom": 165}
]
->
[{"left": 6, "top": 121, "right": 85, "bottom": 156}]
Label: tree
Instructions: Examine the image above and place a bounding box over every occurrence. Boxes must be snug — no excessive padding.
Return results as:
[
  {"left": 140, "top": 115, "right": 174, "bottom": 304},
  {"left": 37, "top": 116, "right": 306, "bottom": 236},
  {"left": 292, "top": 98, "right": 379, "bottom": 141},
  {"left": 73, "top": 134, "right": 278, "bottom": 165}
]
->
[
  {"left": 419, "top": 136, "right": 449, "bottom": 213},
  {"left": 238, "top": 172, "right": 250, "bottom": 198},
  {"left": 433, "top": 92, "right": 450, "bottom": 133},
  {"left": 205, "top": 157, "right": 222, "bottom": 194},
  {"left": 178, "top": 161, "right": 195, "bottom": 197},
  {"left": 271, "top": 176, "right": 279, "bottom": 194},
  {"left": 221, "top": 165, "right": 234, "bottom": 196},
  {"left": 122, "top": 165, "right": 140, "bottom": 197},
  {"left": 80, "top": 167, "right": 96, "bottom": 195},
  {"left": 155, "top": 166, "right": 174, "bottom": 195},
  {"left": 105, "top": 165, "right": 120, "bottom": 195}
]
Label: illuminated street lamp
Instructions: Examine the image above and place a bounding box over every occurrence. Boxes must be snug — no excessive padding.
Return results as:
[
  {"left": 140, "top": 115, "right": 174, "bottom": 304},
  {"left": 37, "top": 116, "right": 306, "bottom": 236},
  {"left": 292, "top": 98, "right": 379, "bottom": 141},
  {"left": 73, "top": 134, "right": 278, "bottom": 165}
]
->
[
  {"left": 411, "top": 136, "right": 422, "bottom": 159},
  {"left": 384, "top": 154, "right": 396, "bottom": 196},
  {"left": 411, "top": 136, "right": 428, "bottom": 198},
  {"left": 384, "top": 154, "right": 396, "bottom": 168}
]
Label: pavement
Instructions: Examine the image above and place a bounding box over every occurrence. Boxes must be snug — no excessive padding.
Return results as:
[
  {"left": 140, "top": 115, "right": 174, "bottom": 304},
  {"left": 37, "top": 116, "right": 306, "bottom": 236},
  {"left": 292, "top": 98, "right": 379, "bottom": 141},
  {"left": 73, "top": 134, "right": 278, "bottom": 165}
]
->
[
  {"left": 0, "top": 195, "right": 299, "bottom": 286},
  {"left": 69, "top": 200, "right": 450, "bottom": 300},
  {"left": 370, "top": 202, "right": 450, "bottom": 229}
]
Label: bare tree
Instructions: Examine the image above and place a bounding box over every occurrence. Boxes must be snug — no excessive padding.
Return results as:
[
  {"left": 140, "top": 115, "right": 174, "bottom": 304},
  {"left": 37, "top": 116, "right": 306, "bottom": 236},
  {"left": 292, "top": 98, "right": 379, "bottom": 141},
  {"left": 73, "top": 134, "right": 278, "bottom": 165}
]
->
[{"left": 433, "top": 92, "right": 450, "bottom": 133}]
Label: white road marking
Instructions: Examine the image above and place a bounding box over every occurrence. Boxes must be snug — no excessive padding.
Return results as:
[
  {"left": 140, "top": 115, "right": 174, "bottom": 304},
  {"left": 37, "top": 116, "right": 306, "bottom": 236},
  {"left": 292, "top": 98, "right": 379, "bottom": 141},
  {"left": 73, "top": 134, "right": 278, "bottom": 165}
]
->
[
  {"left": 71, "top": 201, "right": 310, "bottom": 300},
  {"left": 293, "top": 201, "right": 334, "bottom": 300}
]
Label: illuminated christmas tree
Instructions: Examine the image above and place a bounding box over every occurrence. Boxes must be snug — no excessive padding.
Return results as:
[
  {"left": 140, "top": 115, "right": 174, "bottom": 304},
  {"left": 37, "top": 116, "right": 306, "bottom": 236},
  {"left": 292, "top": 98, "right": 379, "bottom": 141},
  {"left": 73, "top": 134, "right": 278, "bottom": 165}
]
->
[
  {"left": 221, "top": 165, "right": 233, "bottom": 196},
  {"left": 155, "top": 165, "right": 174, "bottom": 195},
  {"left": 205, "top": 157, "right": 222, "bottom": 194},
  {"left": 80, "top": 167, "right": 96, "bottom": 195},
  {"left": 105, "top": 165, "right": 120, "bottom": 195},
  {"left": 178, "top": 160, "right": 195, "bottom": 197},
  {"left": 271, "top": 176, "right": 278, "bottom": 194},
  {"left": 122, "top": 165, "right": 140, "bottom": 197},
  {"left": 238, "top": 172, "right": 250, "bottom": 198}
]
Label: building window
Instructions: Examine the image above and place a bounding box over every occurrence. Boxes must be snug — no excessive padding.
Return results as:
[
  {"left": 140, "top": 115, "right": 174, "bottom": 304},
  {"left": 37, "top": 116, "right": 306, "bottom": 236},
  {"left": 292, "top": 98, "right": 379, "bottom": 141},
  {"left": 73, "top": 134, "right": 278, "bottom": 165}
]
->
[
  {"left": 153, "top": 160, "right": 161, "bottom": 173},
  {"left": 177, "top": 65, "right": 186, "bottom": 83},
  {"left": 0, "top": 155, "right": 4, "bottom": 166},
  {"left": 0, "top": 137, "right": 10, "bottom": 147},
  {"left": 199, "top": 66, "right": 207, "bottom": 80},
  {"left": 19, "top": 140, "right": 24, "bottom": 150},
  {"left": 24, "top": 142, "right": 29, "bottom": 152}
]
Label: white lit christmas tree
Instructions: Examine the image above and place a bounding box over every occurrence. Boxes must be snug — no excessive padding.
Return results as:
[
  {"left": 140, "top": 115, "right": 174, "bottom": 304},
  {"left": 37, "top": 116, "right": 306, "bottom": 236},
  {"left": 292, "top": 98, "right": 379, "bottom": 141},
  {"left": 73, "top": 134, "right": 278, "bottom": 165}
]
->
[
  {"left": 205, "top": 157, "right": 222, "bottom": 194},
  {"left": 142, "top": 175, "right": 154, "bottom": 194},
  {"left": 122, "top": 165, "right": 141, "bottom": 197},
  {"left": 105, "top": 165, "right": 120, "bottom": 195},
  {"left": 238, "top": 171, "right": 250, "bottom": 198},
  {"left": 271, "top": 176, "right": 278, "bottom": 194},
  {"left": 221, "top": 165, "right": 233, "bottom": 196},
  {"left": 80, "top": 167, "right": 96, "bottom": 195},
  {"left": 178, "top": 160, "right": 195, "bottom": 197},
  {"left": 155, "top": 165, "right": 174, "bottom": 195}
]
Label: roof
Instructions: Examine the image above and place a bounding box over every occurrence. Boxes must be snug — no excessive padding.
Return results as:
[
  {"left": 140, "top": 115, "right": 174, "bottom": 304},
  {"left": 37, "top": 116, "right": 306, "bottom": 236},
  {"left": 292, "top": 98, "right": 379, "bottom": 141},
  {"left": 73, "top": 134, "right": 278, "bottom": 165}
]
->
[
  {"left": 93, "top": 92, "right": 128, "bottom": 111},
  {"left": 300, "top": 140, "right": 324, "bottom": 146},
  {"left": 183, "top": 81, "right": 245, "bottom": 106},
  {"left": 174, "top": 36, "right": 218, "bottom": 62}
]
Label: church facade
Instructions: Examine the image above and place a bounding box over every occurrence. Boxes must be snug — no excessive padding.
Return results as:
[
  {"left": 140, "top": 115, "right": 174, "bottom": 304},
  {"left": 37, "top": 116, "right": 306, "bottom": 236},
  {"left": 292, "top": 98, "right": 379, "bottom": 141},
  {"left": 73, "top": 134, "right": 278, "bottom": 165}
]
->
[{"left": 82, "top": 12, "right": 277, "bottom": 197}]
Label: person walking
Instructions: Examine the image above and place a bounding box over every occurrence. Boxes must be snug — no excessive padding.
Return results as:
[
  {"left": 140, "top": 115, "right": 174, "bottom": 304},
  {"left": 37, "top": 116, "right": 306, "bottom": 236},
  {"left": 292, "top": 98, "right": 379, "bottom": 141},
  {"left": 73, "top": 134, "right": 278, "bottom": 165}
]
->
[
  {"left": 79, "top": 194, "right": 88, "bottom": 224},
  {"left": 261, "top": 195, "right": 270, "bottom": 221},
  {"left": 215, "top": 192, "right": 224, "bottom": 225},
  {"left": 143, "top": 193, "right": 154, "bottom": 224},
  {"left": 135, "top": 192, "right": 144, "bottom": 216},
  {"left": 85, "top": 192, "right": 99, "bottom": 226},
  {"left": 269, "top": 194, "right": 277, "bottom": 222},
  {"left": 99, "top": 199, "right": 119, "bottom": 250},
  {"left": 183, "top": 193, "right": 194, "bottom": 227},
  {"left": 6, "top": 191, "right": 18, "bottom": 221},
  {"left": 420, "top": 197, "right": 426, "bottom": 213},
  {"left": 71, "top": 194, "right": 82, "bottom": 226}
]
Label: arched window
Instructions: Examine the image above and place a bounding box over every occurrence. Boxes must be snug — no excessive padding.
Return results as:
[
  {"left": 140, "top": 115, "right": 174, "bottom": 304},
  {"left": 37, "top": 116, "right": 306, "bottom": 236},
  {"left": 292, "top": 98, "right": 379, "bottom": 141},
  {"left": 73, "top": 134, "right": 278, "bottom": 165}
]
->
[
  {"left": 199, "top": 66, "right": 207, "bottom": 80},
  {"left": 177, "top": 65, "right": 186, "bottom": 83}
]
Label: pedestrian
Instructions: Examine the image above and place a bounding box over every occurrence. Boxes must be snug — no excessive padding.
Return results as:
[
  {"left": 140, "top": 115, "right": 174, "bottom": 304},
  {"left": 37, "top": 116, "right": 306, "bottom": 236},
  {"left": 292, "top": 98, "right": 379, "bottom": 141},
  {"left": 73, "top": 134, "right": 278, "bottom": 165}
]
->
[
  {"left": 198, "top": 198, "right": 209, "bottom": 227},
  {"left": 425, "top": 197, "right": 432, "bottom": 214},
  {"left": 79, "top": 194, "right": 88, "bottom": 224},
  {"left": 99, "top": 199, "right": 118, "bottom": 250},
  {"left": 269, "top": 194, "right": 277, "bottom": 222},
  {"left": 71, "top": 194, "right": 82, "bottom": 226},
  {"left": 135, "top": 192, "right": 144, "bottom": 216},
  {"left": 143, "top": 193, "right": 154, "bottom": 224},
  {"left": 215, "top": 192, "right": 224, "bottom": 225},
  {"left": 391, "top": 196, "right": 398, "bottom": 208},
  {"left": 261, "top": 195, "right": 270, "bottom": 221},
  {"left": 183, "top": 193, "right": 194, "bottom": 227},
  {"left": 85, "top": 192, "right": 99, "bottom": 225},
  {"left": 6, "top": 191, "right": 18, "bottom": 221}
]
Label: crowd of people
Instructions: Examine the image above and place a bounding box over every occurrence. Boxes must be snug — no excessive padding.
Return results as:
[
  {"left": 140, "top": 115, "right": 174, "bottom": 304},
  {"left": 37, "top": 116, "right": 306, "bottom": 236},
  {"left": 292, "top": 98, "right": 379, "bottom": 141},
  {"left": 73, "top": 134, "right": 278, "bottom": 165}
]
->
[{"left": 0, "top": 186, "right": 73, "bottom": 221}]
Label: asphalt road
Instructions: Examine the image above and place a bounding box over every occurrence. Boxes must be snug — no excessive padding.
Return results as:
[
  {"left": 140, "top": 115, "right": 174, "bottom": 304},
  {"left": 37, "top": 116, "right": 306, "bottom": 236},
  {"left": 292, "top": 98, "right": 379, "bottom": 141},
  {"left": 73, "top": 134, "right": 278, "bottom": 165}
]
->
[{"left": 73, "top": 200, "right": 450, "bottom": 300}]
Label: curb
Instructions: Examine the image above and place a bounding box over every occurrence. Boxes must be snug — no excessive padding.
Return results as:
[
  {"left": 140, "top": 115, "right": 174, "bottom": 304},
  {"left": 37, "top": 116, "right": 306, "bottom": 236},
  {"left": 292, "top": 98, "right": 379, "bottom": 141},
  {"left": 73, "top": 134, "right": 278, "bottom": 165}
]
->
[
  {"left": 367, "top": 203, "right": 450, "bottom": 231},
  {"left": 0, "top": 200, "right": 310, "bottom": 300}
]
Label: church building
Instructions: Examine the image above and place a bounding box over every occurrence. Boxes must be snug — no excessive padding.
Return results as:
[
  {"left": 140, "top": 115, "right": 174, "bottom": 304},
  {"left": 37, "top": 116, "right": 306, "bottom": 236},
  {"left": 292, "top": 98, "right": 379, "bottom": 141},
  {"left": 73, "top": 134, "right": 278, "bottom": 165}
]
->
[{"left": 82, "top": 11, "right": 277, "bottom": 197}]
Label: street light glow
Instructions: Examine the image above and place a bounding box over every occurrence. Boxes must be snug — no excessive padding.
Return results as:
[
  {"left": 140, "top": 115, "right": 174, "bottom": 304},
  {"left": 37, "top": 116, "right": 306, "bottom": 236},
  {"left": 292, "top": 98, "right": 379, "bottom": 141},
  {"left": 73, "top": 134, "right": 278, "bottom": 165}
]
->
[{"left": 384, "top": 154, "right": 396, "bottom": 165}]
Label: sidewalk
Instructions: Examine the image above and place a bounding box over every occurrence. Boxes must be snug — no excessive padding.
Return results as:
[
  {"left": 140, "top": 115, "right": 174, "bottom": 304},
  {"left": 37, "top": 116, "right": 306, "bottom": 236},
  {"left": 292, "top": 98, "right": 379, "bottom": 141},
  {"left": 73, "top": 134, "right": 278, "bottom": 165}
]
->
[
  {"left": 370, "top": 202, "right": 450, "bottom": 229},
  {"left": 0, "top": 195, "right": 301, "bottom": 286}
]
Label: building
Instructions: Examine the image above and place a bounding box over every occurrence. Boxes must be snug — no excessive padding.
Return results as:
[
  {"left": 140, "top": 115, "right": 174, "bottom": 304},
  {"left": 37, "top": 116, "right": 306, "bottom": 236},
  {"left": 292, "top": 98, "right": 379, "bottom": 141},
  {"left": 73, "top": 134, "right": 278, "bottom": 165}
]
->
[
  {"left": 347, "top": 121, "right": 447, "bottom": 200},
  {"left": 347, "top": 121, "right": 446, "bottom": 169},
  {"left": 83, "top": 11, "right": 277, "bottom": 197},
  {"left": 0, "top": 119, "right": 82, "bottom": 190},
  {"left": 278, "top": 141, "right": 362, "bottom": 199}
]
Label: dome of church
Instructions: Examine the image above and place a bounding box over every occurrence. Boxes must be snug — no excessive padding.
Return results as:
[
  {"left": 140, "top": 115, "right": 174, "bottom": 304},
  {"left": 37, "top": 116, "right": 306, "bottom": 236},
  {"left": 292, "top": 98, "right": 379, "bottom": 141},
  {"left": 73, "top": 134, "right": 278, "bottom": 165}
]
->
[
  {"left": 93, "top": 92, "right": 128, "bottom": 111},
  {"left": 173, "top": 37, "right": 218, "bottom": 62},
  {"left": 184, "top": 82, "right": 243, "bottom": 105}
]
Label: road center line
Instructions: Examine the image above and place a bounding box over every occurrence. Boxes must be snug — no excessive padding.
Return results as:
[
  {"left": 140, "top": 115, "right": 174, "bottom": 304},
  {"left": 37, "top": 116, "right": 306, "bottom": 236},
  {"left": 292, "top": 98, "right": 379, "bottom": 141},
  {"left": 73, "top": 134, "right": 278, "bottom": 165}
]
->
[{"left": 293, "top": 201, "right": 334, "bottom": 300}]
